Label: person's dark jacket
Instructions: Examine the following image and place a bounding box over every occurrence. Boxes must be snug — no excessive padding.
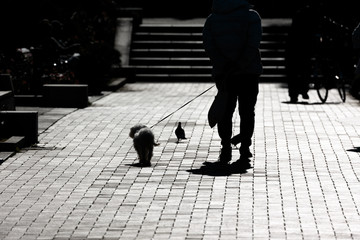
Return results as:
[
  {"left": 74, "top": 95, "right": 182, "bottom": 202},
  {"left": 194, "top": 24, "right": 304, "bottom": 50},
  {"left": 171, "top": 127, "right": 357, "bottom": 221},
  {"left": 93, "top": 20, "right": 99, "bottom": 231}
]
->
[{"left": 202, "top": 0, "right": 263, "bottom": 77}]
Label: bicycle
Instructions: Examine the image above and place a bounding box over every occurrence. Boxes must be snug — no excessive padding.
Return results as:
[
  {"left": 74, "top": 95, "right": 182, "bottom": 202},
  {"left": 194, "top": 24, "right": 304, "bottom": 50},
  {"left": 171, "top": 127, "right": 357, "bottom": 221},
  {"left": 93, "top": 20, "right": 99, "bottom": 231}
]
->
[
  {"left": 309, "top": 16, "right": 353, "bottom": 103},
  {"left": 311, "top": 53, "right": 346, "bottom": 103}
]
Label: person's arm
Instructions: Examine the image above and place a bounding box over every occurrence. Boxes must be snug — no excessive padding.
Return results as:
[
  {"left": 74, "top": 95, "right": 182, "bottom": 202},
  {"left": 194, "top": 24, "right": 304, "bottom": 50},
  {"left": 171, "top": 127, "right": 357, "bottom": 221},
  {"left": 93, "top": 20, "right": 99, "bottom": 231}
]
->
[
  {"left": 236, "top": 10, "right": 262, "bottom": 70},
  {"left": 202, "top": 16, "right": 217, "bottom": 62},
  {"left": 353, "top": 22, "right": 360, "bottom": 49}
]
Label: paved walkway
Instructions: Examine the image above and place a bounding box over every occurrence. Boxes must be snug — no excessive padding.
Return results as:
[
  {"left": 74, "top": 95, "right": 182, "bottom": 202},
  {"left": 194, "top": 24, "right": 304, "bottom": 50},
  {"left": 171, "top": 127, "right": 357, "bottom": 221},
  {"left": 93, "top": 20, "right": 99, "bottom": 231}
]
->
[{"left": 1, "top": 82, "right": 360, "bottom": 239}]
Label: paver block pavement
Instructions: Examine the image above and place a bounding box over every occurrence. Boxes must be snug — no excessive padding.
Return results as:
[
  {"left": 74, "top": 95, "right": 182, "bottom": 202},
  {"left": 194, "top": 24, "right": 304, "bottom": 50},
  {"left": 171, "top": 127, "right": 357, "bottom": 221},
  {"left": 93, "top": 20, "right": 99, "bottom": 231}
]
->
[{"left": 1, "top": 83, "right": 360, "bottom": 239}]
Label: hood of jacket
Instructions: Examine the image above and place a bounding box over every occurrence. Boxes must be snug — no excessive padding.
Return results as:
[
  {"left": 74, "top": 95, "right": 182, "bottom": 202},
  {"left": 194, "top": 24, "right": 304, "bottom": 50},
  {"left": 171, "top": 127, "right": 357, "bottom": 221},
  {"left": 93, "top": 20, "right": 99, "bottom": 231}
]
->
[{"left": 212, "top": 0, "right": 250, "bottom": 14}]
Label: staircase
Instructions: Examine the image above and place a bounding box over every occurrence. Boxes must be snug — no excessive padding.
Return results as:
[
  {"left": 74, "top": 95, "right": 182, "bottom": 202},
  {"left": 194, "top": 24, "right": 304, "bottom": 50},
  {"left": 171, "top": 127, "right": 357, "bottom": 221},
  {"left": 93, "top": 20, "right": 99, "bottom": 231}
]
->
[{"left": 128, "top": 19, "right": 290, "bottom": 82}]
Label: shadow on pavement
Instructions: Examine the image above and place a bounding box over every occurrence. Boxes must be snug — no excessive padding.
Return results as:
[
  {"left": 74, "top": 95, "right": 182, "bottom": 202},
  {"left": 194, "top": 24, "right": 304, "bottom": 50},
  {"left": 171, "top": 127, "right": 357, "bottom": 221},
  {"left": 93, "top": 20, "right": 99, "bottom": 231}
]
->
[
  {"left": 127, "top": 162, "right": 152, "bottom": 167},
  {"left": 282, "top": 101, "right": 342, "bottom": 105},
  {"left": 347, "top": 147, "right": 360, "bottom": 153},
  {"left": 187, "top": 159, "right": 252, "bottom": 176}
]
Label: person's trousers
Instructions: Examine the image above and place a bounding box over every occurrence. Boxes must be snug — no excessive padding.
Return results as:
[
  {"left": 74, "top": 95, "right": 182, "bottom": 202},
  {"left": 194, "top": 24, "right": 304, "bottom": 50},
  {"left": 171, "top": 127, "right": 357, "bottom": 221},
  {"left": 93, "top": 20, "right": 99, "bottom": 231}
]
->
[
  {"left": 286, "top": 55, "right": 311, "bottom": 99},
  {"left": 216, "top": 74, "right": 259, "bottom": 148}
]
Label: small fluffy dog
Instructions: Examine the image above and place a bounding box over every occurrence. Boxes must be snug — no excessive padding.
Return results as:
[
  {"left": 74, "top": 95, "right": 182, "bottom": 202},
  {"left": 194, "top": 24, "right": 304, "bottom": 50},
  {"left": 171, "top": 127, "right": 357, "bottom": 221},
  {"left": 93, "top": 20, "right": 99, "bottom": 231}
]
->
[{"left": 129, "top": 124, "right": 159, "bottom": 166}]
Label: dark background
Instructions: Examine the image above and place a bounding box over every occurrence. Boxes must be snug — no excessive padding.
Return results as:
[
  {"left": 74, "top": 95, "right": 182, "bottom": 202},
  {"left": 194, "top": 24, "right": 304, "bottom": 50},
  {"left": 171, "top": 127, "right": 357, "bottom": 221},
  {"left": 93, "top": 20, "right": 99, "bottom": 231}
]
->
[
  {"left": 1, "top": 0, "right": 359, "bottom": 49},
  {"left": 0, "top": 0, "right": 117, "bottom": 50},
  {"left": 123, "top": 0, "right": 359, "bottom": 23}
]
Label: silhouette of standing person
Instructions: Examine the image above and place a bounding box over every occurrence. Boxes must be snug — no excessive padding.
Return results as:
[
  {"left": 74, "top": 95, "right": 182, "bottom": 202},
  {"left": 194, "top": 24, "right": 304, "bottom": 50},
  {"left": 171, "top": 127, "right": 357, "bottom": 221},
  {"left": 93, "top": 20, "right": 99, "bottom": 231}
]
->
[
  {"left": 203, "top": 0, "right": 263, "bottom": 164},
  {"left": 286, "top": 2, "right": 325, "bottom": 103},
  {"left": 350, "top": 22, "right": 360, "bottom": 98}
]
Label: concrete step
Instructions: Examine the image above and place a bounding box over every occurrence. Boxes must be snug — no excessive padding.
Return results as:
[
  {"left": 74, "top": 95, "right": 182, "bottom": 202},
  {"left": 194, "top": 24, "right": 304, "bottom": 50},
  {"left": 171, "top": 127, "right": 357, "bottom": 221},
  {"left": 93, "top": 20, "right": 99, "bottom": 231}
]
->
[
  {"left": 131, "top": 40, "right": 286, "bottom": 50},
  {"left": 134, "top": 73, "right": 286, "bottom": 82},
  {"left": 130, "top": 57, "right": 285, "bottom": 66},
  {"left": 0, "top": 136, "right": 26, "bottom": 152},
  {"left": 0, "top": 151, "right": 14, "bottom": 163},
  {"left": 136, "top": 24, "right": 290, "bottom": 33},
  {"left": 130, "top": 49, "right": 285, "bottom": 58},
  {"left": 105, "top": 77, "right": 128, "bottom": 91},
  {"left": 128, "top": 65, "right": 285, "bottom": 75},
  {"left": 133, "top": 32, "right": 287, "bottom": 42},
  {"left": 129, "top": 21, "right": 290, "bottom": 83}
]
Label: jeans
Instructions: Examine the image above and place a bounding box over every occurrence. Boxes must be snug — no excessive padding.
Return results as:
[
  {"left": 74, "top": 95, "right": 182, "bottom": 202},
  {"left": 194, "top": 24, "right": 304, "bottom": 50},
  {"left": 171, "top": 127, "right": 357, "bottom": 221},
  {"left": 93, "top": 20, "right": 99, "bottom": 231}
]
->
[{"left": 216, "top": 74, "right": 259, "bottom": 148}]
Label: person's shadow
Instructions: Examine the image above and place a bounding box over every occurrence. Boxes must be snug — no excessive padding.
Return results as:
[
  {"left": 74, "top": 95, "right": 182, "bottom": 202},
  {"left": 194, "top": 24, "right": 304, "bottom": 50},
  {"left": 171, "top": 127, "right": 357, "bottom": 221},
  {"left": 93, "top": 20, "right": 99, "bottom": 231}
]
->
[
  {"left": 347, "top": 147, "right": 360, "bottom": 153},
  {"left": 187, "top": 158, "right": 252, "bottom": 176}
]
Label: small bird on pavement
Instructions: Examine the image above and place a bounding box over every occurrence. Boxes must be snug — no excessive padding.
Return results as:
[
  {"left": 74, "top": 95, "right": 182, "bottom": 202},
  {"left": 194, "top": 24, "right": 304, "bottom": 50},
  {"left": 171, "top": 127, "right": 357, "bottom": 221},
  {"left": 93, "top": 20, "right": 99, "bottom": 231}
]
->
[{"left": 175, "top": 122, "right": 186, "bottom": 143}]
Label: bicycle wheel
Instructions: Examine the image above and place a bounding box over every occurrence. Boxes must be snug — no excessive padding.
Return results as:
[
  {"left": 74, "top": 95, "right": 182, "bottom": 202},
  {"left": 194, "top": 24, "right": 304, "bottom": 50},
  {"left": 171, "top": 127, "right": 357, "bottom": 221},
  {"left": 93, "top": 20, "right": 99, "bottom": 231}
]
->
[
  {"left": 316, "top": 79, "right": 329, "bottom": 103},
  {"left": 336, "top": 75, "right": 346, "bottom": 102},
  {"left": 311, "top": 56, "right": 328, "bottom": 103}
]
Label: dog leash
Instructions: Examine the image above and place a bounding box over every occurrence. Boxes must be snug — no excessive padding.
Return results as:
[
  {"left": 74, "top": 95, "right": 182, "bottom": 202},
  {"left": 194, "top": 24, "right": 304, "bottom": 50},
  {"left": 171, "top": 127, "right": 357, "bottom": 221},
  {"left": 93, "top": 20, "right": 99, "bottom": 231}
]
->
[{"left": 149, "top": 85, "right": 215, "bottom": 129}]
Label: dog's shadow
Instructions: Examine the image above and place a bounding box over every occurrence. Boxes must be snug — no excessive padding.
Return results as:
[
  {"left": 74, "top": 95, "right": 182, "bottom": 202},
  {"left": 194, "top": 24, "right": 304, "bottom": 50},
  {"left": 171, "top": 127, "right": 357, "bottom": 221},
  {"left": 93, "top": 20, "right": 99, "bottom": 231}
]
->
[{"left": 187, "top": 159, "right": 252, "bottom": 176}]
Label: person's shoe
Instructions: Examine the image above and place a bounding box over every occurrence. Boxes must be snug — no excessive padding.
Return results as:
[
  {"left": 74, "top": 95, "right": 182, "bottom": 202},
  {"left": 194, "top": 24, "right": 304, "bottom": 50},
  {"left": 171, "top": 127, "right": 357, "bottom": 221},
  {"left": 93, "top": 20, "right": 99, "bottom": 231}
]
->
[
  {"left": 231, "top": 158, "right": 251, "bottom": 171},
  {"left": 240, "top": 147, "right": 253, "bottom": 158},
  {"left": 290, "top": 96, "right": 298, "bottom": 103},
  {"left": 219, "top": 147, "right": 232, "bottom": 164}
]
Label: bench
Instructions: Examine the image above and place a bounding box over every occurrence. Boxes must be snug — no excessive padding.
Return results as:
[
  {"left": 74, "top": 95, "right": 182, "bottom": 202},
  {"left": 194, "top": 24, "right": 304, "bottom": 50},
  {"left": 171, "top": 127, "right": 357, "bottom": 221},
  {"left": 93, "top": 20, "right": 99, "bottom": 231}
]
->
[
  {"left": 42, "top": 84, "right": 89, "bottom": 108},
  {"left": 0, "top": 74, "right": 15, "bottom": 110},
  {"left": 0, "top": 91, "right": 15, "bottom": 110},
  {"left": 0, "top": 111, "right": 38, "bottom": 146}
]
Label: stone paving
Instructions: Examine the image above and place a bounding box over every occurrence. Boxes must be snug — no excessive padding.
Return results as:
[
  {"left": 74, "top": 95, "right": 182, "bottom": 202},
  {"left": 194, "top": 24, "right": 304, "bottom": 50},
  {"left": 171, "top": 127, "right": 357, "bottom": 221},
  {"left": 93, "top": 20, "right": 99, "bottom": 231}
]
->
[{"left": 1, "top": 82, "right": 360, "bottom": 239}]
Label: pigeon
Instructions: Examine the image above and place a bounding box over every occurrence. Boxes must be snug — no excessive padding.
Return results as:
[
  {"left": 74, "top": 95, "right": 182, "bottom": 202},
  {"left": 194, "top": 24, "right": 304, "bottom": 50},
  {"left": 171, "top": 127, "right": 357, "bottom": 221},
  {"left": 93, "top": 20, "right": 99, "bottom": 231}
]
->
[{"left": 175, "top": 122, "right": 186, "bottom": 143}]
